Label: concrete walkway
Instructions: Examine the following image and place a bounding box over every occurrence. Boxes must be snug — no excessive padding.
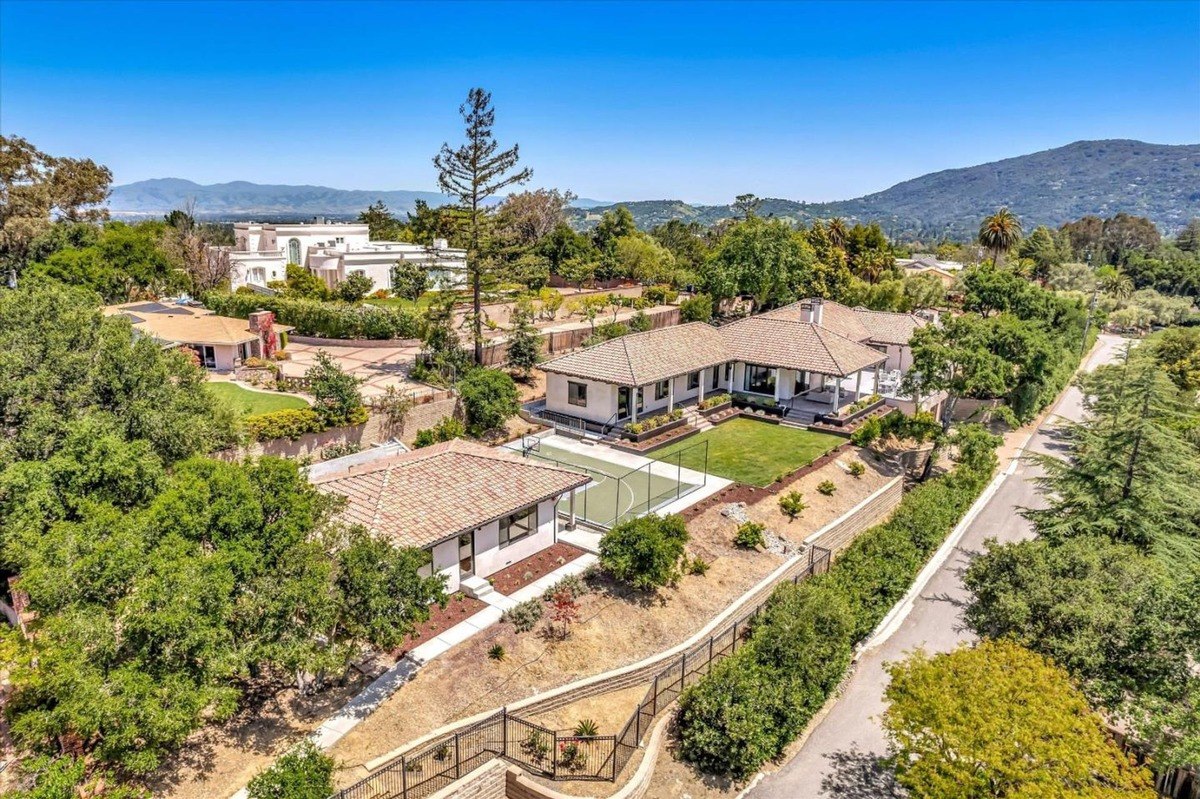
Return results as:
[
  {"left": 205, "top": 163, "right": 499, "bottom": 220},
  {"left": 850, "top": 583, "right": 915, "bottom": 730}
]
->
[{"left": 751, "top": 333, "right": 1128, "bottom": 799}]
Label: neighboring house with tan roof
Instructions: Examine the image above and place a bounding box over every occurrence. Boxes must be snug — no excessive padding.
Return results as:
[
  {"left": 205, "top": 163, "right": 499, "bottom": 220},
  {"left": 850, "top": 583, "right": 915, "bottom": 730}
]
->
[
  {"left": 538, "top": 298, "right": 937, "bottom": 429},
  {"left": 104, "top": 300, "right": 291, "bottom": 371},
  {"left": 312, "top": 439, "right": 589, "bottom": 594}
]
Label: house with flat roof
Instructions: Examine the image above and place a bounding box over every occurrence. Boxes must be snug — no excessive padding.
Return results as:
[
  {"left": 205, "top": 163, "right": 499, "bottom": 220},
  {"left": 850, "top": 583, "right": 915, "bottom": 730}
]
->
[
  {"left": 104, "top": 300, "right": 291, "bottom": 370},
  {"left": 537, "top": 298, "right": 936, "bottom": 429},
  {"left": 311, "top": 439, "right": 589, "bottom": 595},
  {"left": 218, "top": 219, "right": 467, "bottom": 293}
]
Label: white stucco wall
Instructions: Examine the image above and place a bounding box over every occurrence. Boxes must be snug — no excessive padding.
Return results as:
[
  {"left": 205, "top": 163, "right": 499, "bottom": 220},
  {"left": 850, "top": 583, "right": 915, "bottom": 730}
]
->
[
  {"left": 545, "top": 373, "right": 619, "bottom": 424},
  {"left": 430, "top": 538, "right": 461, "bottom": 595},
  {"left": 473, "top": 499, "right": 558, "bottom": 578}
]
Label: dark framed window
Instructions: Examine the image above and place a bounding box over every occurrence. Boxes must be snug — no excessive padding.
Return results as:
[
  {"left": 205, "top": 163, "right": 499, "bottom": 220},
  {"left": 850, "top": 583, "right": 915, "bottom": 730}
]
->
[
  {"left": 617, "top": 386, "right": 644, "bottom": 419},
  {"left": 655, "top": 380, "right": 669, "bottom": 400},
  {"left": 744, "top": 364, "right": 776, "bottom": 395},
  {"left": 724, "top": 362, "right": 733, "bottom": 381},
  {"left": 687, "top": 371, "right": 700, "bottom": 390},
  {"left": 568, "top": 381, "right": 588, "bottom": 407},
  {"left": 500, "top": 506, "right": 537, "bottom": 547},
  {"left": 795, "top": 371, "right": 811, "bottom": 394},
  {"left": 287, "top": 238, "right": 302, "bottom": 265},
  {"left": 711, "top": 366, "right": 719, "bottom": 390}
]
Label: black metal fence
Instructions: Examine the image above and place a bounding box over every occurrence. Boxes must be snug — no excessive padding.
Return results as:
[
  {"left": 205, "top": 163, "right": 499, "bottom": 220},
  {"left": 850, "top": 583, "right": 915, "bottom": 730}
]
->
[{"left": 330, "top": 546, "right": 832, "bottom": 799}]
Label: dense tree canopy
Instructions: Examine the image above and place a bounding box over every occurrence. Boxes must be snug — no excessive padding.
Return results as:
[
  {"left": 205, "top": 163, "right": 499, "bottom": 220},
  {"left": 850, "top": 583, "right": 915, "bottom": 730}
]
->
[{"left": 883, "top": 640, "right": 1155, "bottom": 798}]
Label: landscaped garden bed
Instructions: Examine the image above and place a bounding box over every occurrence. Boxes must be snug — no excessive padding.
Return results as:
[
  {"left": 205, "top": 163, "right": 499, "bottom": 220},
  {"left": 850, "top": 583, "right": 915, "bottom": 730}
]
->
[
  {"left": 609, "top": 422, "right": 700, "bottom": 453},
  {"left": 398, "top": 593, "right": 490, "bottom": 655},
  {"left": 731, "top": 393, "right": 786, "bottom": 418},
  {"left": 488, "top": 542, "right": 587, "bottom": 596},
  {"left": 698, "top": 394, "right": 732, "bottom": 417},
  {"left": 815, "top": 393, "right": 886, "bottom": 427},
  {"left": 620, "top": 411, "right": 687, "bottom": 442}
]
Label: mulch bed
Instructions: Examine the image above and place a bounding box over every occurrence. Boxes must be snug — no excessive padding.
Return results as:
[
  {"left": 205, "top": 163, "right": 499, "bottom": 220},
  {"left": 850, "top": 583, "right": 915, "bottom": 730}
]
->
[
  {"left": 609, "top": 423, "right": 701, "bottom": 453},
  {"left": 808, "top": 406, "right": 895, "bottom": 437},
  {"left": 678, "top": 443, "right": 853, "bottom": 520},
  {"left": 396, "top": 593, "right": 489, "bottom": 655},
  {"left": 489, "top": 542, "right": 587, "bottom": 596}
]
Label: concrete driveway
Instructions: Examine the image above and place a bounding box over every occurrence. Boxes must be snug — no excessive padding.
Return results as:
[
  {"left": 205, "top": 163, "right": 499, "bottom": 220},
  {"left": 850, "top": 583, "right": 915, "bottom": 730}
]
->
[{"left": 751, "top": 333, "right": 1129, "bottom": 798}]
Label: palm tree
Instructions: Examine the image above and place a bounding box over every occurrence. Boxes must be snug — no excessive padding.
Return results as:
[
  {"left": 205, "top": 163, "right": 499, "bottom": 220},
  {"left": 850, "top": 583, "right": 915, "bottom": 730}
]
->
[
  {"left": 978, "top": 208, "right": 1023, "bottom": 267},
  {"left": 828, "top": 217, "right": 848, "bottom": 250},
  {"left": 1096, "top": 265, "right": 1134, "bottom": 300}
]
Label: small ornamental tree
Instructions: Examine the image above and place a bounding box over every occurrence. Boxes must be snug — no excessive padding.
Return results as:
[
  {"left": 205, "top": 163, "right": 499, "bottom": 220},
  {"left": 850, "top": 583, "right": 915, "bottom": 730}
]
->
[
  {"left": 883, "top": 640, "right": 1155, "bottom": 798},
  {"left": 778, "top": 491, "right": 807, "bottom": 521},
  {"left": 305, "top": 351, "right": 367, "bottom": 428},
  {"left": 599, "top": 514, "right": 689, "bottom": 591},
  {"left": 547, "top": 588, "right": 580, "bottom": 640},
  {"left": 335, "top": 272, "right": 374, "bottom": 303},
  {"left": 505, "top": 302, "right": 542, "bottom": 378},
  {"left": 390, "top": 261, "right": 429, "bottom": 301},
  {"left": 247, "top": 740, "right": 335, "bottom": 799},
  {"left": 679, "top": 293, "right": 713, "bottom": 323},
  {"left": 457, "top": 368, "right": 520, "bottom": 436}
]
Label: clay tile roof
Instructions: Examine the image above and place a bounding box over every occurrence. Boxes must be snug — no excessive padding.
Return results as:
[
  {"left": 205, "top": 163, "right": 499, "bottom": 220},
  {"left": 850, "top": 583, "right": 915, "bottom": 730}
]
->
[
  {"left": 539, "top": 322, "right": 730, "bottom": 387},
  {"left": 720, "top": 316, "right": 886, "bottom": 377},
  {"left": 851, "top": 308, "right": 928, "bottom": 346},
  {"left": 104, "top": 303, "right": 293, "bottom": 346},
  {"left": 311, "top": 439, "right": 589, "bottom": 549},
  {"left": 762, "top": 300, "right": 871, "bottom": 342}
]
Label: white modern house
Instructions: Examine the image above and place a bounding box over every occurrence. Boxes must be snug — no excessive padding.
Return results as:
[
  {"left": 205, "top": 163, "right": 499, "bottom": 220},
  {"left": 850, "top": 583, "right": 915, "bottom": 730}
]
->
[
  {"left": 538, "top": 299, "right": 938, "bottom": 428},
  {"left": 312, "top": 439, "right": 589, "bottom": 596},
  {"left": 221, "top": 219, "right": 467, "bottom": 293}
]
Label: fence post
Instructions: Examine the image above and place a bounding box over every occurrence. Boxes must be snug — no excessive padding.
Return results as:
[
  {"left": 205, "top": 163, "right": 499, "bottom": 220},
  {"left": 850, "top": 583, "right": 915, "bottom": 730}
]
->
[
  {"left": 651, "top": 675, "right": 659, "bottom": 715},
  {"left": 708, "top": 635, "right": 714, "bottom": 665},
  {"left": 680, "top": 652, "right": 687, "bottom": 689},
  {"left": 502, "top": 707, "right": 508, "bottom": 757},
  {"left": 732, "top": 619, "right": 738, "bottom": 652},
  {"left": 551, "top": 730, "right": 558, "bottom": 778},
  {"left": 400, "top": 756, "right": 407, "bottom": 798},
  {"left": 454, "top": 732, "right": 461, "bottom": 779}
]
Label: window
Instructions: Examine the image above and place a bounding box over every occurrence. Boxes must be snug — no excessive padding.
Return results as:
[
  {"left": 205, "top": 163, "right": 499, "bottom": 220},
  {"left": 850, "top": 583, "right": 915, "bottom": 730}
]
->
[
  {"left": 711, "top": 366, "right": 719, "bottom": 390},
  {"left": 687, "top": 371, "right": 700, "bottom": 390},
  {"left": 500, "top": 506, "right": 536, "bottom": 547},
  {"left": 287, "top": 238, "right": 302, "bottom": 265},
  {"left": 655, "top": 380, "right": 670, "bottom": 400},
  {"left": 617, "top": 386, "right": 644, "bottom": 419},
  {"left": 568, "top": 381, "right": 588, "bottom": 407},
  {"left": 795, "top": 371, "right": 811, "bottom": 394},
  {"left": 744, "top": 364, "right": 776, "bottom": 395},
  {"left": 724, "top": 362, "right": 734, "bottom": 381}
]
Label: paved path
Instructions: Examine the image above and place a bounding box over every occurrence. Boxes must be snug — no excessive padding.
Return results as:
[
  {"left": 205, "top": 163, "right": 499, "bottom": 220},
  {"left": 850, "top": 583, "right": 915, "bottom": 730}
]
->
[{"left": 752, "top": 333, "right": 1128, "bottom": 799}]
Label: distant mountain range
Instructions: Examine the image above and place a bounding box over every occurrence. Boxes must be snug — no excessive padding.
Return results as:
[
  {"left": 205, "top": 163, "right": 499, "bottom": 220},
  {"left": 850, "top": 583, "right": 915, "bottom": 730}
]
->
[
  {"left": 106, "top": 178, "right": 612, "bottom": 221},
  {"left": 108, "top": 140, "right": 1200, "bottom": 237},
  {"left": 567, "top": 140, "right": 1200, "bottom": 238}
]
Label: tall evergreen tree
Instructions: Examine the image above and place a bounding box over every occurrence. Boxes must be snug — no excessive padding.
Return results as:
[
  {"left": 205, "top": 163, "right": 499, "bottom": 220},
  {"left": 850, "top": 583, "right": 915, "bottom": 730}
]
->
[
  {"left": 1024, "top": 350, "right": 1200, "bottom": 565},
  {"left": 433, "top": 88, "right": 532, "bottom": 364}
]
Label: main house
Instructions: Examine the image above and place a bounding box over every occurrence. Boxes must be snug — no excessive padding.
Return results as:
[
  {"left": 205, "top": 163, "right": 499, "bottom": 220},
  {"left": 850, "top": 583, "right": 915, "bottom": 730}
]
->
[
  {"left": 220, "top": 219, "right": 468, "bottom": 293},
  {"left": 311, "top": 439, "right": 589, "bottom": 595},
  {"left": 537, "top": 298, "right": 935, "bottom": 428},
  {"left": 104, "top": 300, "right": 291, "bottom": 371}
]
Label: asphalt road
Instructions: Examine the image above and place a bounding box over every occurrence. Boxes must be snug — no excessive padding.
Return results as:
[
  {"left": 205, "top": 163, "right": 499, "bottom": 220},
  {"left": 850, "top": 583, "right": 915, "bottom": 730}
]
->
[{"left": 752, "top": 333, "right": 1129, "bottom": 799}]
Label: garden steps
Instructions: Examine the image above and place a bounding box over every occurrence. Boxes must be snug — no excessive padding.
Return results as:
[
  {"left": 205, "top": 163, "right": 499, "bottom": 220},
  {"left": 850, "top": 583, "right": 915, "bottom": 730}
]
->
[{"left": 460, "top": 575, "right": 496, "bottom": 601}]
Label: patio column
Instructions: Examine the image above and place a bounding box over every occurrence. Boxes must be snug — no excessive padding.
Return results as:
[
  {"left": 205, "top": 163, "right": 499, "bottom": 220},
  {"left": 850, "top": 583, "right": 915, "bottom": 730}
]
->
[
  {"left": 631, "top": 387, "right": 639, "bottom": 424},
  {"left": 773, "top": 369, "right": 782, "bottom": 403},
  {"left": 697, "top": 370, "right": 706, "bottom": 404},
  {"left": 831, "top": 376, "right": 841, "bottom": 410},
  {"left": 568, "top": 488, "right": 577, "bottom": 530},
  {"left": 668, "top": 379, "right": 674, "bottom": 412},
  {"left": 856, "top": 369, "right": 864, "bottom": 400}
]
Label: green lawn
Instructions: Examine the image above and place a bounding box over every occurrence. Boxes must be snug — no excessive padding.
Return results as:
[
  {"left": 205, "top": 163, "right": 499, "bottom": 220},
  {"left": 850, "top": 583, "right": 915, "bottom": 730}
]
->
[
  {"left": 652, "top": 417, "right": 843, "bottom": 487},
  {"left": 206, "top": 382, "right": 310, "bottom": 416}
]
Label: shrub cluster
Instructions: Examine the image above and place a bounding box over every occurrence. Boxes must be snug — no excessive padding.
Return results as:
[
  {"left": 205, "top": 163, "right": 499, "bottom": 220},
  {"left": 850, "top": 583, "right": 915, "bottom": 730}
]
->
[
  {"left": 626, "top": 407, "right": 683, "bottom": 435},
  {"left": 698, "top": 393, "right": 730, "bottom": 410},
  {"left": 643, "top": 285, "right": 679, "bottom": 305},
  {"left": 677, "top": 450, "right": 997, "bottom": 778},
  {"left": 413, "top": 416, "right": 466, "bottom": 448},
  {"left": 247, "top": 740, "right": 334, "bottom": 799},
  {"left": 243, "top": 408, "right": 325, "bottom": 441},
  {"left": 204, "top": 291, "right": 425, "bottom": 340},
  {"left": 502, "top": 598, "right": 545, "bottom": 633},
  {"left": 599, "top": 514, "right": 689, "bottom": 591},
  {"left": 733, "top": 521, "right": 766, "bottom": 549}
]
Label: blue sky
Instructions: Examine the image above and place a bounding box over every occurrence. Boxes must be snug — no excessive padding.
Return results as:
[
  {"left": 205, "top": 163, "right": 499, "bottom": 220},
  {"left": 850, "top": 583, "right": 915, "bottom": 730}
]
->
[{"left": 2, "top": 0, "right": 1198, "bottom": 204}]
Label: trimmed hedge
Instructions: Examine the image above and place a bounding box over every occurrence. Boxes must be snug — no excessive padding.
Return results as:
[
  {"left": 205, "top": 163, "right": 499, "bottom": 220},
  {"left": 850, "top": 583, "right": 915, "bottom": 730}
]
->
[
  {"left": 243, "top": 408, "right": 325, "bottom": 441},
  {"left": 677, "top": 456, "right": 996, "bottom": 778},
  {"left": 204, "top": 292, "right": 425, "bottom": 340}
]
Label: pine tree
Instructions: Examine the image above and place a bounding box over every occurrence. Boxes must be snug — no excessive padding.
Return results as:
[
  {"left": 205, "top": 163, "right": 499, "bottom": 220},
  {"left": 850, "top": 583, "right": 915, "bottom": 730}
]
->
[
  {"left": 505, "top": 301, "right": 542, "bottom": 379},
  {"left": 433, "top": 89, "right": 532, "bottom": 365},
  {"left": 1025, "top": 350, "right": 1200, "bottom": 565}
]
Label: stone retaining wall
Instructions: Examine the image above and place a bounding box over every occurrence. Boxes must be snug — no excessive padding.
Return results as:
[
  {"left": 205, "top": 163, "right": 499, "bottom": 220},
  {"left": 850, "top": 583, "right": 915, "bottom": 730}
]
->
[
  {"left": 806, "top": 476, "right": 903, "bottom": 553},
  {"left": 423, "top": 761, "right": 508, "bottom": 799}
]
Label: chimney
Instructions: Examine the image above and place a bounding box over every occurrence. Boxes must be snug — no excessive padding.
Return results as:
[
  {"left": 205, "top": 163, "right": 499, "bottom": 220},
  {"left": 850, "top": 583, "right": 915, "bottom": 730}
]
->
[
  {"left": 248, "top": 310, "right": 274, "bottom": 332},
  {"left": 811, "top": 298, "right": 824, "bottom": 327}
]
